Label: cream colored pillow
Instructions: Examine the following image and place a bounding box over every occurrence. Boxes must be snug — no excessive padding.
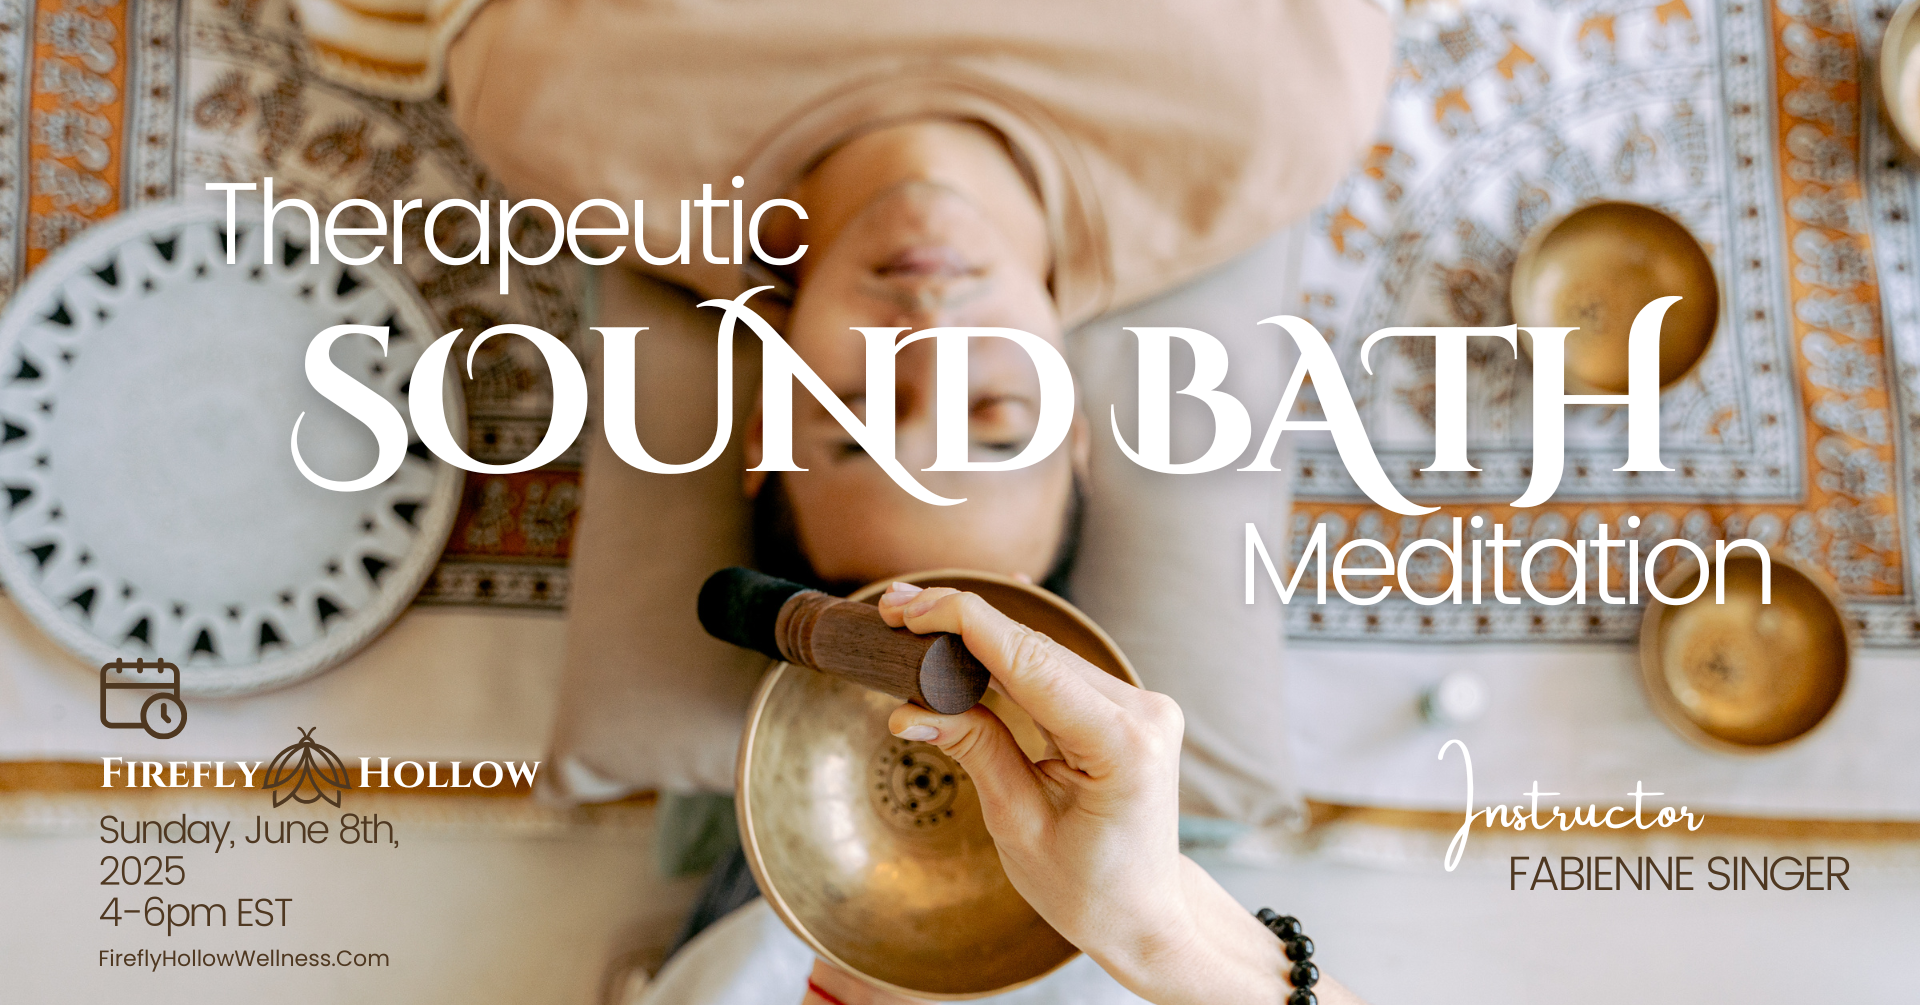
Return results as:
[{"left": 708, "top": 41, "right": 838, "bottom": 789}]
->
[
  {"left": 1064, "top": 229, "right": 1306, "bottom": 829},
  {"left": 550, "top": 271, "right": 765, "bottom": 799},
  {"left": 551, "top": 230, "right": 1305, "bottom": 828}
]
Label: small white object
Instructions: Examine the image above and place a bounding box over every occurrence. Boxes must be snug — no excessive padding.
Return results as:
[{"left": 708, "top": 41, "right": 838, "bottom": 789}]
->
[{"left": 1420, "top": 671, "right": 1489, "bottom": 726}]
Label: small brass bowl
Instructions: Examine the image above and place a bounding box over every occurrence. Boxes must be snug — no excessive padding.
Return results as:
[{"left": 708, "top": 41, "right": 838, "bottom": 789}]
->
[
  {"left": 736, "top": 570, "right": 1140, "bottom": 999},
  {"left": 1638, "top": 552, "right": 1851, "bottom": 752},
  {"left": 1881, "top": 0, "right": 1920, "bottom": 156},
  {"left": 1512, "top": 201, "right": 1719, "bottom": 393}
]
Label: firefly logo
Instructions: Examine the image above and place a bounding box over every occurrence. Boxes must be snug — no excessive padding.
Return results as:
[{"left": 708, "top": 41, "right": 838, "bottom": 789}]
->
[{"left": 260, "top": 728, "right": 353, "bottom": 808}]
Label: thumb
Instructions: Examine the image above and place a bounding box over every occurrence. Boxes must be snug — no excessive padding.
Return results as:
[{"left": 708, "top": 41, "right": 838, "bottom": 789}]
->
[{"left": 888, "top": 702, "right": 1043, "bottom": 822}]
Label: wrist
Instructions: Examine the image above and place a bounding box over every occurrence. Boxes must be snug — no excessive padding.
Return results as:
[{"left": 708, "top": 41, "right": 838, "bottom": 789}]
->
[
  {"left": 1091, "top": 858, "right": 1291, "bottom": 1005},
  {"left": 1080, "top": 899, "right": 1206, "bottom": 998},
  {"left": 1128, "top": 923, "right": 1291, "bottom": 1005}
]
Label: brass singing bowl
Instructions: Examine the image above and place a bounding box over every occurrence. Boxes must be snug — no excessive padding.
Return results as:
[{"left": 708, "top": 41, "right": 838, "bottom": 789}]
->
[
  {"left": 1881, "top": 0, "right": 1920, "bottom": 156},
  {"left": 1639, "top": 552, "right": 1851, "bottom": 752},
  {"left": 1512, "top": 201, "right": 1719, "bottom": 393},
  {"left": 737, "top": 570, "right": 1140, "bottom": 999}
]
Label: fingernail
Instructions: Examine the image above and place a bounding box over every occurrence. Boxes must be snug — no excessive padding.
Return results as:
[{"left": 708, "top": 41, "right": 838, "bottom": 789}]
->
[
  {"left": 880, "top": 588, "right": 920, "bottom": 607},
  {"left": 888, "top": 582, "right": 924, "bottom": 595},
  {"left": 905, "top": 594, "right": 940, "bottom": 616},
  {"left": 893, "top": 724, "right": 938, "bottom": 741}
]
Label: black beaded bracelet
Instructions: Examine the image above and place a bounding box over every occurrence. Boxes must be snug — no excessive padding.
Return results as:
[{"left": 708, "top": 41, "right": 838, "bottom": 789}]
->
[{"left": 1254, "top": 908, "right": 1318, "bottom": 1005}]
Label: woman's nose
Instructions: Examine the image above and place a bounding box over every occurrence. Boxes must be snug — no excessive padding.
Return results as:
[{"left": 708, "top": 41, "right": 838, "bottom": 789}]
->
[
  {"left": 884, "top": 272, "right": 985, "bottom": 330},
  {"left": 892, "top": 301, "right": 959, "bottom": 331},
  {"left": 891, "top": 338, "right": 940, "bottom": 422}
]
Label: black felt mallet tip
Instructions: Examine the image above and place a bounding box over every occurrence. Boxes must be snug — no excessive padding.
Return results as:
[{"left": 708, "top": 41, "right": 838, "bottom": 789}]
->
[{"left": 698, "top": 566, "right": 814, "bottom": 662}]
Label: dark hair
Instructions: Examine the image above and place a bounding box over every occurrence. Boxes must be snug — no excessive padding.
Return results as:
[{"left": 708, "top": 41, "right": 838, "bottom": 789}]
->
[{"left": 751, "top": 472, "right": 1084, "bottom": 599}]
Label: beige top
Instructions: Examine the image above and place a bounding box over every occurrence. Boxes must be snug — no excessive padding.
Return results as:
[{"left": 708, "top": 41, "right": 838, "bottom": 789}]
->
[{"left": 299, "top": 0, "right": 1391, "bottom": 325}]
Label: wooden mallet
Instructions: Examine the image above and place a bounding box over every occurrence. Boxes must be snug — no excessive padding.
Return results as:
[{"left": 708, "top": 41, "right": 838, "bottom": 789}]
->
[{"left": 698, "top": 567, "right": 991, "bottom": 714}]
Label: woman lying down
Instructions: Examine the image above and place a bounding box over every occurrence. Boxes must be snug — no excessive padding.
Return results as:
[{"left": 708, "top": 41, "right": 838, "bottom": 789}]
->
[
  {"left": 298, "top": 0, "right": 1394, "bottom": 998},
  {"left": 432, "top": 0, "right": 1391, "bottom": 595}
]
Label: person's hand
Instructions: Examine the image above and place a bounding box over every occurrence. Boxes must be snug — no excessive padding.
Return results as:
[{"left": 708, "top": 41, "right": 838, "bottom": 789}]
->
[{"left": 875, "top": 584, "right": 1362, "bottom": 1005}]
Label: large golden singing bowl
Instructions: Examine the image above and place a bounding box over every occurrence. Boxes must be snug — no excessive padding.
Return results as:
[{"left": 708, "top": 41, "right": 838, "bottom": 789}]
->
[
  {"left": 737, "top": 570, "right": 1140, "bottom": 999},
  {"left": 1639, "top": 552, "right": 1851, "bottom": 752},
  {"left": 1512, "top": 201, "right": 1718, "bottom": 393},
  {"left": 1882, "top": 0, "right": 1920, "bottom": 157}
]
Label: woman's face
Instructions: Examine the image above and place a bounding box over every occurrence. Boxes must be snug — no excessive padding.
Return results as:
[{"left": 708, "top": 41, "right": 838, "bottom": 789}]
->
[{"left": 752, "top": 180, "right": 1082, "bottom": 589}]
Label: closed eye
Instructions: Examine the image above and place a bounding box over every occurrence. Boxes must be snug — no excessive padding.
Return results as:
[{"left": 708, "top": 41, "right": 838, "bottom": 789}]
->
[{"left": 970, "top": 395, "right": 1037, "bottom": 457}]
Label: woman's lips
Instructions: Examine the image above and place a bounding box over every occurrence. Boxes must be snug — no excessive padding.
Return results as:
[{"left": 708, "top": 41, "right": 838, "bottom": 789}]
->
[{"left": 876, "top": 246, "right": 977, "bottom": 278}]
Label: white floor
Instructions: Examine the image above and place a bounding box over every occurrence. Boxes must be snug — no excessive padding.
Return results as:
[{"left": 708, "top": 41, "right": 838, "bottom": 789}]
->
[
  {"left": 8, "top": 789, "right": 1917, "bottom": 1004},
  {"left": 631, "top": 820, "right": 1920, "bottom": 1005},
  {"left": 1200, "top": 823, "right": 1920, "bottom": 1004}
]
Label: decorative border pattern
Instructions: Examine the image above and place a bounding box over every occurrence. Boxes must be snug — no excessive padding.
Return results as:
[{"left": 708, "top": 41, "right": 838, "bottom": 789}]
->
[
  {"left": 123, "top": 0, "right": 179, "bottom": 207},
  {"left": 1850, "top": 0, "right": 1920, "bottom": 640},
  {"left": 1, "top": 0, "right": 183, "bottom": 299},
  {"left": 1, "top": 0, "right": 32, "bottom": 293}
]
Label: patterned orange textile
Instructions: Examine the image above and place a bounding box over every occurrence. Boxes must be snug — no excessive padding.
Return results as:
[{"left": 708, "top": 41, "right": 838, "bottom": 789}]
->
[{"left": 1284, "top": 0, "right": 1919, "bottom": 647}]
